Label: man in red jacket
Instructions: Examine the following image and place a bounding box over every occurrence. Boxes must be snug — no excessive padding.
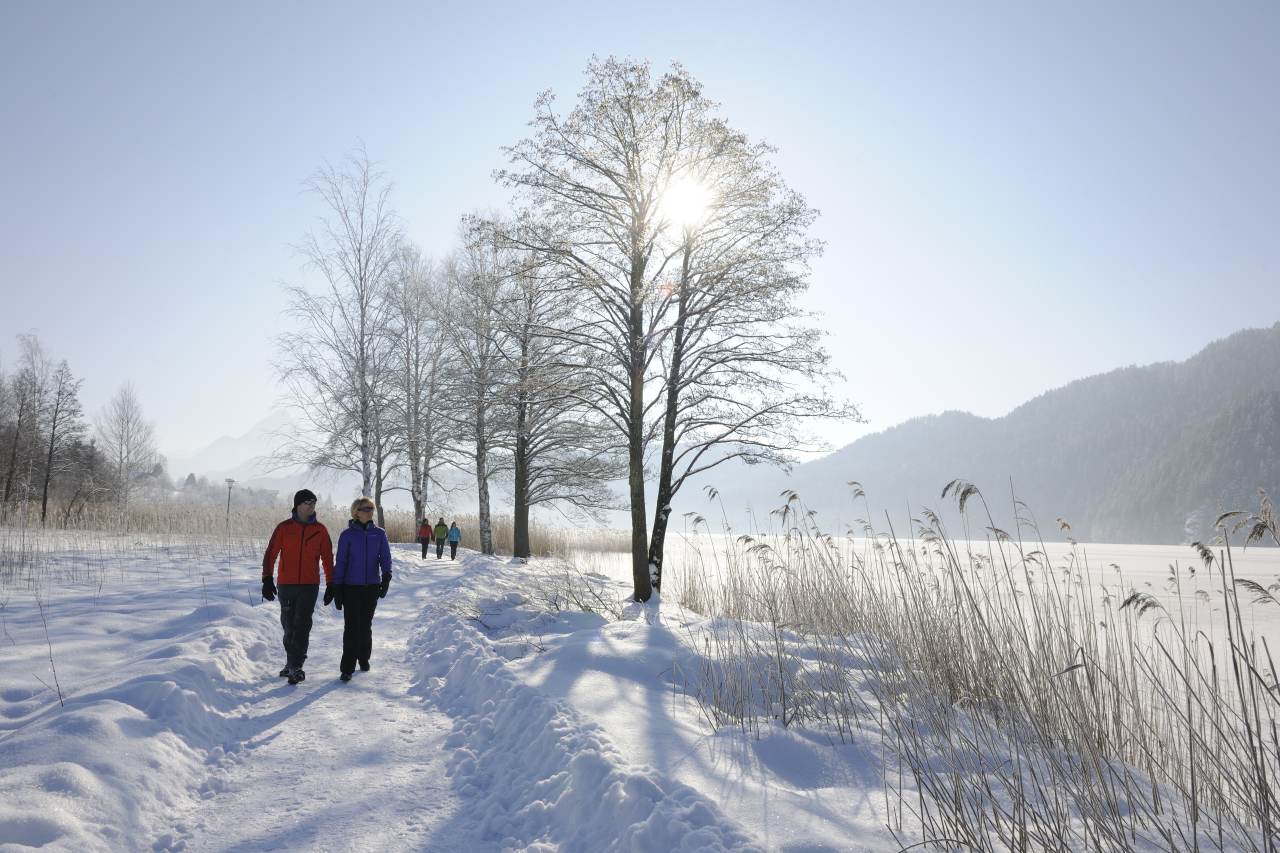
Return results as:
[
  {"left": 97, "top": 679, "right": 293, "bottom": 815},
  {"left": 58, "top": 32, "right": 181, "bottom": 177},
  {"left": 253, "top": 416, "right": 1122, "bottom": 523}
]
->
[{"left": 261, "top": 489, "right": 334, "bottom": 685}]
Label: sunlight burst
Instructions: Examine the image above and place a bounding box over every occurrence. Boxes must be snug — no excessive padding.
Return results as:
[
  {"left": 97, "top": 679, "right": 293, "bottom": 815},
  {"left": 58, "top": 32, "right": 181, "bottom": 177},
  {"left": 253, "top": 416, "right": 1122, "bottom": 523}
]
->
[{"left": 660, "top": 175, "right": 714, "bottom": 230}]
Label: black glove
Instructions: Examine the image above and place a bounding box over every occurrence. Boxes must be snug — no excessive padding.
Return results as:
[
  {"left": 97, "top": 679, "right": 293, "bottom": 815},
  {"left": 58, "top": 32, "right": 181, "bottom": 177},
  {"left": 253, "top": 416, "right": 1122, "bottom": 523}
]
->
[
  {"left": 323, "top": 585, "right": 335, "bottom": 606},
  {"left": 261, "top": 578, "right": 276, "bottom": 601},
  {"left": 333, "top": 585, "right": 345, "bottom": 610},
  {"left": 379, "top": 576, "right": 390, "bottom": 599}
]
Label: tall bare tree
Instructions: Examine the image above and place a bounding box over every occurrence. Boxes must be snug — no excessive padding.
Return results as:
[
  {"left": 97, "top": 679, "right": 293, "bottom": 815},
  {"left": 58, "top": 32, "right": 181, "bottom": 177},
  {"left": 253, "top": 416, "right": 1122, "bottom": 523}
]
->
[
  {"left": 0, "top": 359, "right": 10, "bottom": 504},
  {"left": 643, "top": 120, "right": 860, "bottom": 589},
  {"left": 491, "top": 241, "right": 621, "bottom": 558},
  {"left": 498, "top": 59, "right": 702, "bottom": 600},
  {"left": 39, "top": 360, "right": 86, "bottom": 525},
  {"left": 387, "top": 243, "right": 456, "bottom": 524},
  {"left": 95, "top": 383, "right": 156, "bottom": 531},
  {"left": 277, "top": 148, "right": 402, "bottom": 517},
  {"left": 443, "top": 227, "right": 514, "bottom": 556},
  {"left": 2, "top": 335, "right": 50, "bottom": 512}
]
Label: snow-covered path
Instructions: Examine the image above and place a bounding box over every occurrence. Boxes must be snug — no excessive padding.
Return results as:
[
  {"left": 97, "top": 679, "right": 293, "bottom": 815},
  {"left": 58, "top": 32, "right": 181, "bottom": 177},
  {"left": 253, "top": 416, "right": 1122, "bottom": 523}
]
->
[
  {"left": 180, "top": 551, "right": 474, "bottom": 852},
  {"left": 1, "top": 541, "right": 766, "bottom": 851}
]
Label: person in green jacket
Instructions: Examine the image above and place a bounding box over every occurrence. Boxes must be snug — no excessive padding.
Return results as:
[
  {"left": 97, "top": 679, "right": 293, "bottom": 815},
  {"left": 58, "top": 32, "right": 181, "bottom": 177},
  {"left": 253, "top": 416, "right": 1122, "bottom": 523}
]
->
[{"left": 433, "top": 518, "right": 448, "bottom": 559}]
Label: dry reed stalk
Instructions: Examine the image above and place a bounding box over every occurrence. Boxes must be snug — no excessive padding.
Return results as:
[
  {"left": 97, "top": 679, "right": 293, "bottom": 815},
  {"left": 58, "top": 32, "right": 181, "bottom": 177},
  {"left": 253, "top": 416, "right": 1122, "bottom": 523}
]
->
[{"left": 669, "top": 486, "right": 1279, "bottom": 852}]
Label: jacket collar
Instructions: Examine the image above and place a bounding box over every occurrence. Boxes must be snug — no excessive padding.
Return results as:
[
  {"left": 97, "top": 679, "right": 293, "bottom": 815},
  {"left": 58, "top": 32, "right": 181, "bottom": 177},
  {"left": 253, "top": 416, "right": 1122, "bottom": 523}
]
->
[{"left": 291, "top": 510, "right": 316, "bottom": 524}]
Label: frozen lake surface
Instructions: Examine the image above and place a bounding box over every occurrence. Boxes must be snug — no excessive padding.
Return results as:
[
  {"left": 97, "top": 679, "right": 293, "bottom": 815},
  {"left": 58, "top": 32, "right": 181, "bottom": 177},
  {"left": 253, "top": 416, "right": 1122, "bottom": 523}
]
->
[{"left": 567, "top": 535, "right": 1280, "bottom": 645}]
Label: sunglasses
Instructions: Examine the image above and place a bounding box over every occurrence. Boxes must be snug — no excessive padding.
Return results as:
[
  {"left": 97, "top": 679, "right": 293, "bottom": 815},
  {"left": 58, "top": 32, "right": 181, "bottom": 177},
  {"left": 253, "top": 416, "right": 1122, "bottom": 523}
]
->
[
  {"left": 357, "top": 506, "right": 375, "bottom": 513},
  {"left": 299, "top": 500, "right": 317, "bottom": 506}
]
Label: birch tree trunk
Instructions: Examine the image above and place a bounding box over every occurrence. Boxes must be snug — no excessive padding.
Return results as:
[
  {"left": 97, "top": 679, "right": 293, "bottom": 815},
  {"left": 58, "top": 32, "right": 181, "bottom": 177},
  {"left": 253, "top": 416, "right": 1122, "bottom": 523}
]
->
[{"left": 475, "top": 403, "right": 494, "bottom": 556}]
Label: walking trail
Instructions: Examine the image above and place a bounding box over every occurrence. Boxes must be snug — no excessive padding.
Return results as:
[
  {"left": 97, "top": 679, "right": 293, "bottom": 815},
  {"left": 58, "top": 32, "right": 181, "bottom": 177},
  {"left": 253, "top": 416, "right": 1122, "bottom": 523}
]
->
[{"left": 180, "top": 551, "right": 479, "bottom": 852}]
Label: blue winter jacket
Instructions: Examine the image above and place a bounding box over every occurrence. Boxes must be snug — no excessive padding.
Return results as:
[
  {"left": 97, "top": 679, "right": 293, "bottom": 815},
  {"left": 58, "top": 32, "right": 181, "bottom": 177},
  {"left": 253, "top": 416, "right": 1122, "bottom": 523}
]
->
[
  {"left": 447, "top": 525, "right": 461, "bottom": 543},
  {"left": 335, "top": 520, "right": 392, "bottom": 586}
]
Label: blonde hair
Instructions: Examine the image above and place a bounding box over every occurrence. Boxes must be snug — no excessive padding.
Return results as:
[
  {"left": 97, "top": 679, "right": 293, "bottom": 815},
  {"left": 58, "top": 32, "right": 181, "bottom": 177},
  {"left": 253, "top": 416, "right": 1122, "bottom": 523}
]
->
[{"left": 350, "top": 496, "right": 375, "bottom": 519}]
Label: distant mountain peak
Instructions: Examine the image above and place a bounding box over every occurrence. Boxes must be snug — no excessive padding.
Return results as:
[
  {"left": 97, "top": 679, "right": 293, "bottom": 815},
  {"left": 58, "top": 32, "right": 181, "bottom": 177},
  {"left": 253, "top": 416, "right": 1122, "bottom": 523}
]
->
[{"left": 168, "top": 410, "right": 299, "bottom": 482}]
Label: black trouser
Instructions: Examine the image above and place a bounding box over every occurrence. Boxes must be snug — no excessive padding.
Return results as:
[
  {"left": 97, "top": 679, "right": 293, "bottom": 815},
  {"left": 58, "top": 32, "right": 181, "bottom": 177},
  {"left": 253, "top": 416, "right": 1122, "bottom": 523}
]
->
[
  {"left": 421, "top": 540, "right": 429, "bottom": 558},
  {"left": 435, "top": 539, "right": 445, "bottom": 559},
  {"left": 449, "top": 541, "right": 458, "bottom": 559},
  {"left": 278, "top": 584, "right": 319, "bottom": 670},
  {"left": 340, "top": 584, "right": 381, "bottom": 674}
]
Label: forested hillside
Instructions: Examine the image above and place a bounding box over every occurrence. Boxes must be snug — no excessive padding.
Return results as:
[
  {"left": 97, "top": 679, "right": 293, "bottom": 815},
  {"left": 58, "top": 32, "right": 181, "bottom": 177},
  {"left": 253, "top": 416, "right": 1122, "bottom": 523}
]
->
[{"left": 718, "top": 324, "right": 1280, "bottom": 544}]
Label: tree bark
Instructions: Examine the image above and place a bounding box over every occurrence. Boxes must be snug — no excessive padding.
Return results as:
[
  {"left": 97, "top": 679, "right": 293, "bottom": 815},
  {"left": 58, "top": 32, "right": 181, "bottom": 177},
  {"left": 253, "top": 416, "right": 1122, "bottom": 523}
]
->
[
  {"left": 475, "top": 401, "right": 495, "bottom": 556},
  {"left": 513, "top": 388, "right": 531, "bottom": 559},
  {"left": 373, "top": 456, "right": 386, "bottom": 528},
  {"left": 40, "top": 392, "right": 63, "bottom": 526},
  {"left": 408, "top": 431, "right": 423, "bottom": 526},
  {"left": 359, "top": 369, "right": 374, "bottom": 497},
  {"left": 629, "top": 267, "right": 652, "bottom": 602},
  {"left": 647, "top": 247, "right": 691, "bottom": 592},
  {"left": 2, "top": 394, "right": 27, "bottom": 506}
]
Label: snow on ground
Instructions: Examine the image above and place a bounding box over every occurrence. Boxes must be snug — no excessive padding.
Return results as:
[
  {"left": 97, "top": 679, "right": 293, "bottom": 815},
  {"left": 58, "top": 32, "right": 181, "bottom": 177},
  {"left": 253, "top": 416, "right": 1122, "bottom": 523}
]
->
[
  {"left": 443, "top": 560, "right": 899, "bottom": 852},
  {"left": 3, "top": 537, "right": 855, "bottom": 851},
  {"left": 12, "top": 531, "right": 1275, "bottom": 851},
  {"left": 0, "top": 543, "right": 472, "bottom": 852}
]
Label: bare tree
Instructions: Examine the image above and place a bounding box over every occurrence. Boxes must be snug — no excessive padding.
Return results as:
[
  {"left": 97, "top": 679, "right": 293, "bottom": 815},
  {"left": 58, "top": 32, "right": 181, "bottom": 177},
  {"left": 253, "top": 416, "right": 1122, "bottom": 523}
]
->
[
  {"left": 386, "top": 243, "right": 456, "bottom": 524},
  {"left": 443, "top": 227, "right": 514, "bottom": 556},
  {"left": 498, "top": 59, "right": 703, "bottom": 600},
  {"left": 95, "top": 383, "right": 156, "bottom": 531},
  {"left": 0, "top": 360, "right": 10, "bottom": 507},
  {"left": 2, "top": 335, "right": 50, "bottom": 513},
  {"left": 57, "top": 438, "right": 106, "bottom": 527},
  {"left": 491, "top": 240, "right": 621, "bottom": 558},
  {"left": 0, "top": 357, "right": 16, "bottom": 512},
  {"left": 644, "top": 117, "right": 860, "bottom": 589},
  {"left": 276, "top": 148, "right": 402, "bottom": 519},
  {"left": 39, "top": 360, "right": 86, "bottom": 525}
]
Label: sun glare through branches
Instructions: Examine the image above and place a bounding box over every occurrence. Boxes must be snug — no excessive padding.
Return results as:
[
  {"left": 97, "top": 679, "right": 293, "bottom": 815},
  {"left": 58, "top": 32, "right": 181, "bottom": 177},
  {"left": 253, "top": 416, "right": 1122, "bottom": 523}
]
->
[{"left": 659, "top": 175, "right": 715, "bottom": 231}]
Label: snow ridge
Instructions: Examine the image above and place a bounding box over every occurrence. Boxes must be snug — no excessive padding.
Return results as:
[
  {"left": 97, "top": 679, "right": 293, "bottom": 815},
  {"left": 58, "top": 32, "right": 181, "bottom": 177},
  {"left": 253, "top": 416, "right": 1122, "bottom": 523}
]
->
[
  {"left": 0, "top": 599, "right": 276, "bottom": 851},
  {"left": 409, "top": 605, "right": 763, "bottom": 852}
]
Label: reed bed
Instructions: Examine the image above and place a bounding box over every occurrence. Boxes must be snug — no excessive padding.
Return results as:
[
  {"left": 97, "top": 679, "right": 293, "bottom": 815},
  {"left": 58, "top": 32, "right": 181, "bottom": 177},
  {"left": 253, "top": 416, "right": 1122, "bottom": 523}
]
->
[
  {"left": 0, "top": 526, "right": 266, "bottom": 593},
  {"left": 0, "top": 499, "right": 627, "bottom": 593},
  {"left": 672, "top": 486, "right": 1279, "bottom": 852}
]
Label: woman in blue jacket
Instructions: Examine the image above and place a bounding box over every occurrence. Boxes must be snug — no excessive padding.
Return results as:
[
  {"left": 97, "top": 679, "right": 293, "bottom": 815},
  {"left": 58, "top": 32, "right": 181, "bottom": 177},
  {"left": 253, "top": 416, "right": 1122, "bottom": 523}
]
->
[
  {"left": 447, "top": 521, "right": 462, "bottom": 560},
  {"left": 331, "top": 497, "right": 392, "bottom": 681}
]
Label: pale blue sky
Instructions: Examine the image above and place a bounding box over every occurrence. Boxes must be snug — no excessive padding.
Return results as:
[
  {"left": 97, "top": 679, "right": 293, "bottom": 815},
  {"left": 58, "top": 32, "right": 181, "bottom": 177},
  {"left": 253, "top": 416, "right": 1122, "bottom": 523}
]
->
[{"left": 2, "top": 1, "right": 1277, "bottom": 461}]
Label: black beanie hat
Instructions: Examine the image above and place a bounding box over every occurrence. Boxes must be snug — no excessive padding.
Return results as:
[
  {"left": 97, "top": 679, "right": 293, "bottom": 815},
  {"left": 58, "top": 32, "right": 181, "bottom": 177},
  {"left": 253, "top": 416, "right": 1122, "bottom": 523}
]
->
[{"left": 293, "top": 489, "right": 318, "bottom": 509}]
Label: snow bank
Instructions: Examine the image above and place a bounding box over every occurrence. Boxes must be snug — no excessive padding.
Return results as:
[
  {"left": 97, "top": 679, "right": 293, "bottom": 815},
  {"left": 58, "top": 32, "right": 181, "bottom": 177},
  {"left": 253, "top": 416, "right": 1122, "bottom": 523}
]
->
[
  {"left": 0, "top": 592, "right": 278, "bottom": 852},
  {"left": 409, "top": 603, "right": 763, "bottom": 852}
]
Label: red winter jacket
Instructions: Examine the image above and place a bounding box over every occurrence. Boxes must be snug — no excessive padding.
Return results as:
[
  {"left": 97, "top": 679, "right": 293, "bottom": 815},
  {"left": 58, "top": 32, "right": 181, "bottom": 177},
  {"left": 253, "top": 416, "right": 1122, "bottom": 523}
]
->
[{"left": 262, "top": 515, "right": 334, "bottom": 585}]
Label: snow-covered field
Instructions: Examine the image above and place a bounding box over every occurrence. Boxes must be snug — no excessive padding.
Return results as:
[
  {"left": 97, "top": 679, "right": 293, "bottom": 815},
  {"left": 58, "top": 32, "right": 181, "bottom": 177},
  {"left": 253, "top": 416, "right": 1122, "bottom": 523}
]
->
[
  {"left": 3, "top": 529, "right": 1277, "bottom": 851},
  {"left": 0, "top": 536, "right": 906, "bottom": 852}
]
